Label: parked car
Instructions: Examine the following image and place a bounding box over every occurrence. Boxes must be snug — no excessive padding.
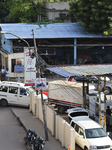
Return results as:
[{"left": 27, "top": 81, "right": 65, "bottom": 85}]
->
[
  {"left": 67, "top": 108, "right": 89, "bottom": 121},
  {"left": 68, "top": 76, "right": 112, "bottom": 95},
  {"left": 70, "top": 115, "right": 112, "bottom": 150},
  {"left": 0, "top": 81, "right": 47, "bottom": 107}
]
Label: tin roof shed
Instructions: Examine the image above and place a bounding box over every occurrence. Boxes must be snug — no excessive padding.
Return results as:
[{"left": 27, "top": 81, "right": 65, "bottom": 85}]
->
[{"left": 0, "top": 23, "right": 111, "bottom": 40}]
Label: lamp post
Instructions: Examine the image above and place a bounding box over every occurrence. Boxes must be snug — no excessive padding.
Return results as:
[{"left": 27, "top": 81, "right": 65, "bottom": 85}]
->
[{"left": 0, "top": 31, "right": 30, "bottom": 51}]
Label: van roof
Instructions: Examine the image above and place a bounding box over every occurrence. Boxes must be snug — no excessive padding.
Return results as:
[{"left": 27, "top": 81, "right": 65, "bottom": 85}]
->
[
  {"left": 72, "top": 116, "right": 102, "bottom": 129},
  {"left": 0, "top": 81, "right": 25, "bottom": 88}
]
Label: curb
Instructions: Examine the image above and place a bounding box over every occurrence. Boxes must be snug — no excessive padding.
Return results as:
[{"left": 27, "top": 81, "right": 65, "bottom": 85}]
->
[{"left": 11, "top": 108, "right": 27, "bottom": 133}]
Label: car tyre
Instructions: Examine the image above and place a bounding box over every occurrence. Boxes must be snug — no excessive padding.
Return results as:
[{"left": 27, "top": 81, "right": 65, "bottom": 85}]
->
[
  {"left": 58, "top": 106, "right": 65, "bottom": 114},
  {"left": 84, "top": 146, "right": 88, "bottom": 150},
  {"left": 103, "top": 87, "right": 111, "bottom": 95},
  {"left": 1, "top": 99, "right": 8, "bottom": 107}
]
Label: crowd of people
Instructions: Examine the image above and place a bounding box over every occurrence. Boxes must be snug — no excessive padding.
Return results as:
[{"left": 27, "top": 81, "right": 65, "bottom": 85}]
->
[{"left": 1, "top": 66, "right": 9, "bottom": 81}]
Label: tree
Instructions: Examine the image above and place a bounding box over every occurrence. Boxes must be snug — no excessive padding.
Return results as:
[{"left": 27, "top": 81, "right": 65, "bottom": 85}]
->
[
  {"left": 7, "top": 0, "right": 44, "bottom": 23},
  {"left": 0, "top": 0, "right": 9, "bottom": 23},
  {"left": 69, "top": 0, "right": 112, "bottom": 35}
]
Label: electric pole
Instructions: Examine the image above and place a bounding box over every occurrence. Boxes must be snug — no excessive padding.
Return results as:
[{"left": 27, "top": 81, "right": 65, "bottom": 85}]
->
[{"left": 32, "top": 29, "right": 49, "bottom": 141}]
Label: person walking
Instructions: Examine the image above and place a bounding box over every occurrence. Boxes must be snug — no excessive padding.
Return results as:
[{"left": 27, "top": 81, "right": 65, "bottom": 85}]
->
[
  {"left": 106, "top": 106, "right": 111, "bottom": 131},
  {"left": 6, "top": 68, "right": 9, "bottom": 81},
  {"left": 1, "top": 66, "right": 6, "bottom": 81}
]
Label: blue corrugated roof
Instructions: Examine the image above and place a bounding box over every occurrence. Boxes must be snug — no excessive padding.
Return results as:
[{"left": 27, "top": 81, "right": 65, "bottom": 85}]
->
[{"left": 0, "top": 23, "right": 111, "bottom": 40}]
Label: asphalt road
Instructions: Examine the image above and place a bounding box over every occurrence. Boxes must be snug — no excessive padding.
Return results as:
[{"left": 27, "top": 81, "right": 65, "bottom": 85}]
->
[{"left": 0, "top": 106, "right": 26, "bottom": 150}]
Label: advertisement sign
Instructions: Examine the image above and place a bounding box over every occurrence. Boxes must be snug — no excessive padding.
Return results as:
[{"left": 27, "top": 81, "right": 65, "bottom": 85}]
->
[
  {"left": 24, "top": 47, "right": 36, "bottom": 86},
  {"left": 14, "top": 65, "right": 24, "bottom": 73},
  {"left": 35, "top": 78, "right": 47, "bottom": 90}
]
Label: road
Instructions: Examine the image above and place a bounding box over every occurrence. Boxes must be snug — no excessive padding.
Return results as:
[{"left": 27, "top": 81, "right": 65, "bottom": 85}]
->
[{"left": 0, "top": 106, "right": 26, "bottom": 150}]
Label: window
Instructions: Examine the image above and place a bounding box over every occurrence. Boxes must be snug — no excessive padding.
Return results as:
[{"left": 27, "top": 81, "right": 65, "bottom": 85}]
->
[
  {"left": 20, "top": 88, "right": 27, "bottom": 95},
  {"left": 75, "top": 124, "right": 79, "bottom": 133},
  {"left": 79, "top": 127, "right": 84, "bottom": 137},
  {"left": 0, "top": 86, "right": 8, "bottom": 92},
  {"left": 85, "top": 128, "right": 107, "bottom": 138},
  {"left": 11, "top": 58, "right": 24, "bottom": 72},
  {"left": 71, "top": 121, "right": 75, "bottom": 128},
  {"left": 9, "top": 87, "right": 18, "bottom": 94}
]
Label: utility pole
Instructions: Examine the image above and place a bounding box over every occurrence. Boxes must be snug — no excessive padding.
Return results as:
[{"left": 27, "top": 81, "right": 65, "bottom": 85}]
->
[
  {"left": 98, "top": 76, "right": 101, "bottom": 125},
  {"left": 32, "top": 29, "right": 49, "bottom": 141},
  {"left": 104, "top": 76, "right": 106, "bottom": 131}
]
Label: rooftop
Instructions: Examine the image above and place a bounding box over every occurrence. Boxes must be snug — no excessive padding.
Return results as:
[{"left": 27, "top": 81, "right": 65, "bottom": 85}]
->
[{"left": 0, "top": 23, "right": 111, "bottom": 40}]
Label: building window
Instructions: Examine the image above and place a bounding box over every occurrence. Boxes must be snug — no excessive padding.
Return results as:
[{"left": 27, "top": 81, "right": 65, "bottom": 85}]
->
[{"left": 11, "top": 59, "right": 24, "bottom": 72}]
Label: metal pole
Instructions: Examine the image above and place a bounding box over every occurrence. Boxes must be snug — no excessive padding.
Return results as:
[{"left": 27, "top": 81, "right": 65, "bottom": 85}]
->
[
  {"left": 98, "top": 76, "right": 101, "bottom": 125},
  {"left": 104, "top": 76, "right": 106, "bottom": 131},
  {"left": 32, "top": 29, "right": 49, "bottom": 141}
]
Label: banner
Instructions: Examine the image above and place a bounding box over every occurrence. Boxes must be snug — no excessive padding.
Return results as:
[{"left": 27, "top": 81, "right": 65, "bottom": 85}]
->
[
  {"left": 24, "top": 47, "right": 36, "bottom": 86},
  {"left": 35, "top": 78, "right": 47, "bottom": 90}
]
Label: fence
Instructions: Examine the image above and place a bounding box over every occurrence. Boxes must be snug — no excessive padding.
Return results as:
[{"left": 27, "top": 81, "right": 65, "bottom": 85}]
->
[{"left": 30, "top": 92, "right": 75, "bottom": 150}]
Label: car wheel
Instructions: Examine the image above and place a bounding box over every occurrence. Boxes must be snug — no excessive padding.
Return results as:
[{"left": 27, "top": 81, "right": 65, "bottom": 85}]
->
[
  {"left": 58, "top": 106, "right": 65, "bottom": 114},
  {"left": 105, "top": 87, "right": 111, "bottom": 95},
  {"left": 1, "top": 99, "right": 8, "bottom": 107},
  {"left": 84, "top": 146, "right": 88, "bottom": 150}
]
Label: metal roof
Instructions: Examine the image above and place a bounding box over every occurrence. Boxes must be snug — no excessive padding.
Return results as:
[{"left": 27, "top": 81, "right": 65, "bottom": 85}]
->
[
  {"left": 0, "top": 23, "right": 111, "bottom": 40},
  {"left": 47, "top": 64, "right": 112, "bottom": 77}
]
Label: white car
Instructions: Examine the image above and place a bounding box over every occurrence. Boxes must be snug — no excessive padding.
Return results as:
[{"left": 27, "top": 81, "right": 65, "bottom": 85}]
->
[
  {"left": 0, "top": 81, "right": 47, "bottom": 107},
  {"left": 70, "top": 116, "right": 112, "bottom": 150},
  {"left": 67, "top": 108, "right": 89, "bottom": 121}
]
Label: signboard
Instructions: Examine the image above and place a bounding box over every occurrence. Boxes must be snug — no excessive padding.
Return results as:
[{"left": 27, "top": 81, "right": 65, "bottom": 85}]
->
[
  {"left": 14, "top": 65, "right": 24, "bottom": 73},
  {"left": 35, "top": 78, "right": 47, "bottom": 90},
  {"left": 24, "top": 47, "right": 36, "bottom": 86}
]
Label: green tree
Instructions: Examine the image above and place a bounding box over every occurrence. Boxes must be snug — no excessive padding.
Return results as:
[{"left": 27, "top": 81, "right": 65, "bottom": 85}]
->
[
  {"left": 7, "top": 0, "right": 44, "bottom": 23},
  {"left": 0, "top": 0, "right": 9, "bottom": 23},
  {"left": 69, "top": 0, "right": 112, "bottom": 35}
]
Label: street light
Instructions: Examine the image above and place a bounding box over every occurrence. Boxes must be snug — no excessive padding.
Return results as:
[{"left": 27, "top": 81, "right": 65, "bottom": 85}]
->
[{"left": 0, "top": 31, "right": 30, "bottom": 52}]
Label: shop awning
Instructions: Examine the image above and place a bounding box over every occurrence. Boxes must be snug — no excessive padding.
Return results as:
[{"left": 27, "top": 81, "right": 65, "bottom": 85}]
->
[
  {"left": 47, "top": 64, "right": 112, "bottom": 77},
  {"left": 47, "top": 67, "right": 76, "bottom": 77}
]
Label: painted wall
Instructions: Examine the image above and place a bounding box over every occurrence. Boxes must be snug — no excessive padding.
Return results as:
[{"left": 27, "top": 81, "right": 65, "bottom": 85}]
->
[
  {"left": 8, "top": 53, "right": 24, "bottom": 78},
  {"left": 2, "top": 34, "right": 13, "bottom": 53},
  {"left": 43, "top": 2, "right": 70, "bottom": 22}
]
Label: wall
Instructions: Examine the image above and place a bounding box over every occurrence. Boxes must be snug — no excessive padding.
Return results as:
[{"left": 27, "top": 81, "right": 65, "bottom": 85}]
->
[
  {"left": 30, "top": 92, "right": 75, "bottom": 150},
  {"left": 43, "top": 2, "right": 70, "bottom": 22},
  {"left": 2, "top": 34, "right": 13, "bottom": 53},
  {"left": 8, "top": 53, "right": 24, "bottom": 78}
]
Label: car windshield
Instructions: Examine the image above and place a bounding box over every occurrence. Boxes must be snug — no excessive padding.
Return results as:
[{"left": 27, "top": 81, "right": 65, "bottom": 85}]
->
[
  {"left": 25, "top": 86, "right": 36, "bottom": 94},
  {"left": 85, "top": 128, "right": 107, "bottom": 138}
]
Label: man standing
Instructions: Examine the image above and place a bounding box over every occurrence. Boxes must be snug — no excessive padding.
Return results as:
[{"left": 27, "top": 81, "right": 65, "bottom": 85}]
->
[
  {"left": 106, "top": 106, "right": 111, "bottom": 131},
  {"left": 1, "top": 66, "right": 6, "bottom": 81}
]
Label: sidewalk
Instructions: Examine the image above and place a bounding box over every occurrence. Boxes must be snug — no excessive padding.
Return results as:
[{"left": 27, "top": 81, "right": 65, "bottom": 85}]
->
[{"left": 11, "top": 107, "right": 66, "bottom": 150}]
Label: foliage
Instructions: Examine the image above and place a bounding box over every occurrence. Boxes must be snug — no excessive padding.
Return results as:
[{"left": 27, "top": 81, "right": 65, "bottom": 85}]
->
[
  {"left": 68, "top": 0, "right": 112, "bottom": 35},
  {"left": 0, "top": 0, "right": 9, "bottom": 23},
  {"left": 7, "top": 0, "right": 44, "bottom": 23}
]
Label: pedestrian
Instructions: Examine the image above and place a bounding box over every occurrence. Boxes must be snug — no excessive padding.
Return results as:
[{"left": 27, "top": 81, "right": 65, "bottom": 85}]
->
[
  {"left": 106, "top": 106, "right": 111, "bottom": 130},
  {"left": 6, "top": 68, "right": 9, "bottom": 81},
  {"left": 1, "top": 66, "right": 6, "bottom": 81}
]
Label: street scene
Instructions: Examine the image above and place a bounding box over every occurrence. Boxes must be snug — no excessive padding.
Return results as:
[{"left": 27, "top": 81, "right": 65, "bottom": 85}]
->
[{"left": 0, "top": 0, "right": 112, "bottom": 150}]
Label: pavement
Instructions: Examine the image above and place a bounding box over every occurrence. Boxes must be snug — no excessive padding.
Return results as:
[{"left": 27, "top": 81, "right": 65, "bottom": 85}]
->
[{"left": 11, "top": 107, "right": 66, "bottom": 150}]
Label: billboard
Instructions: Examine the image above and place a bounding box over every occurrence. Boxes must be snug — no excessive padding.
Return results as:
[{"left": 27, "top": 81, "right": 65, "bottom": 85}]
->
[
  {"left": 24, "top": 47, "right": 36, "bottom": 86},
  {"left": 14, "top": 65, "right": 24, "bottom": 73},
  {"left": 35, "top": 78, "right": 47, "bottom": 90}
]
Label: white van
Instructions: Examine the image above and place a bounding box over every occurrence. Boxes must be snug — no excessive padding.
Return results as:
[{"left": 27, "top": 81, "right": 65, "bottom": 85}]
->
[
  {"left": 70, "top": 116, "right": 112, "bottom": 150},
  {"left": 0, "top": 81, "right": 35, "bottom": 107}
]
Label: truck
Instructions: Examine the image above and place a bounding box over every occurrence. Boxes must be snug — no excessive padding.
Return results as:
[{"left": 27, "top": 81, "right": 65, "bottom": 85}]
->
[{"left": 48, "top": 80, "right": 85, "bottom": 114}]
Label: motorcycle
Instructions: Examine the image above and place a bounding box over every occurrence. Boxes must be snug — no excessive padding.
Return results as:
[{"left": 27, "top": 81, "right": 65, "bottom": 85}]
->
[
  {"left": 24, "top": 129, "right": 45, "bottom": 150},
  {"left": 34, "top": 137, "right": 45, "bottom": 150}
]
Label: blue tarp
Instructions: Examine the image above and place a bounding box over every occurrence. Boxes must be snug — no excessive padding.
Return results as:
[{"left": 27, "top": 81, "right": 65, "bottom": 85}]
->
[{"left": 47, "top": 67, "right": 76, "bottom": 77}]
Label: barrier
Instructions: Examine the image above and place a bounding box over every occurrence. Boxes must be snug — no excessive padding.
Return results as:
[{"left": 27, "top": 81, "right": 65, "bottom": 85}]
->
[
  {"left": 30, "top": 92, "right": 75, "bottom": 150},
  {"left": 46, "top": 105, "right": 56, "bottom": 136}
]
